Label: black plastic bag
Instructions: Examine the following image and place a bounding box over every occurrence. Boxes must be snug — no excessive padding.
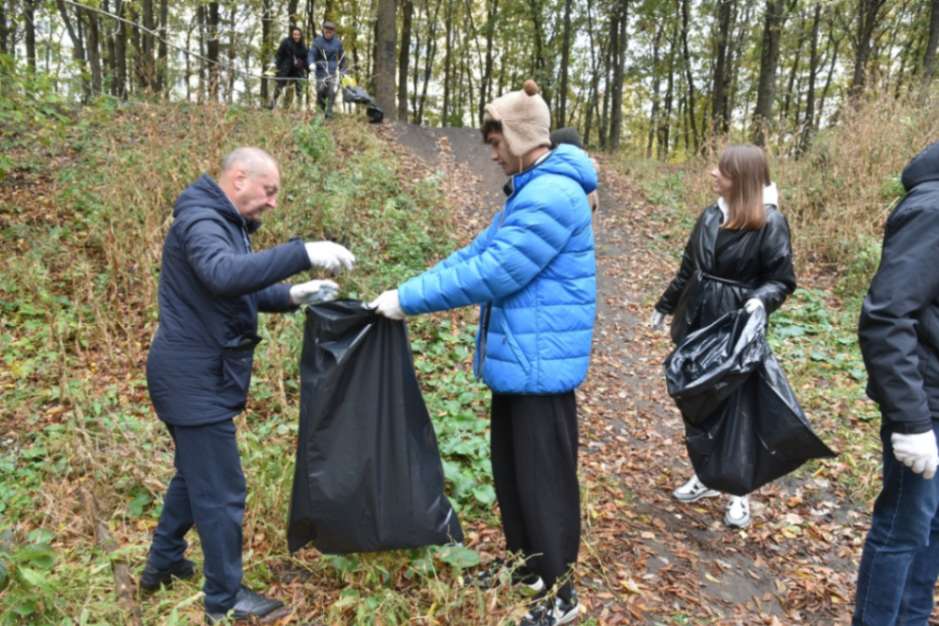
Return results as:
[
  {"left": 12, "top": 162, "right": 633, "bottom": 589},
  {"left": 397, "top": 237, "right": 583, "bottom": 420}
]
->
[
  {"left": 665, "top": 308, "right": 837, "bottom": 496},
  {"left": 287, "top": 300, "right": 463, "bottom": 554}
]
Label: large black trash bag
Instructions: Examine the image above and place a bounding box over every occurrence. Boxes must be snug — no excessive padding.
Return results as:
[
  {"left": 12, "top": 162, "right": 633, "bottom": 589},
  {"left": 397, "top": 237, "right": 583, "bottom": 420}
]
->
[
  {"left": 665, "top": 308, "right": 837, "bottom": 496},
  {"left": 287, "top": 300, "right": 463, "bottom": 554}
]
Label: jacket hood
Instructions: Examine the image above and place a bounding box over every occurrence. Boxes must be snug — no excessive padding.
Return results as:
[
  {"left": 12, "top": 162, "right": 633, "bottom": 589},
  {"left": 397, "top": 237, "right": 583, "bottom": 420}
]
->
[
  {"left": 173, "top": 174, "right": 260, "bottom": 233},
  {"left": 901, "top": 141, "right": 939, "bottom": 192},
  {"left": 511, "top": 144, "right": 598, "bottom": 196}
]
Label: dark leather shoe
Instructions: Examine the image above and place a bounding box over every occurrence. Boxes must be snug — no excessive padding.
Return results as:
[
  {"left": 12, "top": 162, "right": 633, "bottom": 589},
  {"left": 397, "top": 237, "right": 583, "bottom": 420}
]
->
[
  {"left": 204, "top": 586, "right": 286, "bottom": 623},
  {"left": 139, "top": 558, "right": 196, "bottom": 592}
]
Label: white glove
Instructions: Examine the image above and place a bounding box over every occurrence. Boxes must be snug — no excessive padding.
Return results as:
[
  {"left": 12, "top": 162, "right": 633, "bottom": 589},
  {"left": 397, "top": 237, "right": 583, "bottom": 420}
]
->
[
  {"left": 304, "top": 241, "right": 355, "bottom": 273},
  {"left": 891, "top": 431, "right": 939, "bottom": 479},
  {"left": 289, "top": 279, "right": 339, "bottom": 306},
  {"left": 649, "top": 311, "right": 666, "bottom": 330},
  {"left": 369, "top": 289, "right": 406, "bottom": 320},
  {"left": 745, "top": 298, "right": 764, "bottom": 313}
]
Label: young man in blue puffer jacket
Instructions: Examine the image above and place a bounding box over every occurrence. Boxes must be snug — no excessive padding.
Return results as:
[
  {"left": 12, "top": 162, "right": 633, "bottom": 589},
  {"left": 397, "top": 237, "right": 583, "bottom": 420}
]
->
[{"left": 371, "top": 79, "right": 596, "bottom": 626}]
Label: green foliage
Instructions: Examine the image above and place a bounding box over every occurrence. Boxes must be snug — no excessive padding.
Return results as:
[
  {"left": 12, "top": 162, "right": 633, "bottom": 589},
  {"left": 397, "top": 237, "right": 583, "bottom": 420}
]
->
[{"left": 0, "top": 529, "right": 59, "bottom": 624}]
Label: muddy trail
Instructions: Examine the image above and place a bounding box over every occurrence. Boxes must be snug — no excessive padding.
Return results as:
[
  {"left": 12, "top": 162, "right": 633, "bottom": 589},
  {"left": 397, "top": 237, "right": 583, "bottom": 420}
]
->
[{"left": 386, "top": 122, "right": 863, "bottom": 625}]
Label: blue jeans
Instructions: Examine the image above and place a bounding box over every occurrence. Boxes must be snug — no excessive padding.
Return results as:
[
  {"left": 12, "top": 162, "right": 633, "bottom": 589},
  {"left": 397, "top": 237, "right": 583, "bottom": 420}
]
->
[
  {"left": 853, "top": 423, "right": 939, "bottom": 626},
  {"left": 147, "top": 420, "right": 246, "bottom": 614}
]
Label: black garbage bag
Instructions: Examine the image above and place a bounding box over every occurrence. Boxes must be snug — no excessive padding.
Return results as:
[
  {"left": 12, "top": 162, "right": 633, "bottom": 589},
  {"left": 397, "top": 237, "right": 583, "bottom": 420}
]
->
[
  {"left": 665, "top": 308, "right": 837, "bottom": 496},
  {"left": 287, "top": 300, "right": 463, "bottom": 554},
  {"left": 342, "top": 85, "right": 384, "bottom": 123}
]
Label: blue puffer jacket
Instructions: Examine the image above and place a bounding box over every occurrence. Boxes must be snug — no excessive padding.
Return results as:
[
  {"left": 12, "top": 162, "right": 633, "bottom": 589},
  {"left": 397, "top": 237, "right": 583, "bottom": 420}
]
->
[
  {"left": 147, "top": 175, "right": 311, "bottom": 426},
  {"left": 398, "top": 144, "right": 597, "bottom": 394}
]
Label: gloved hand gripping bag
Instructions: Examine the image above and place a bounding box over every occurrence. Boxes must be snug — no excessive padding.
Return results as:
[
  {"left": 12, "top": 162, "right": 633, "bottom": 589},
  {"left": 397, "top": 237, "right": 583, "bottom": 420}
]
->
[{"left": 287, "top": 300, "right": 464, "bottom": 553}]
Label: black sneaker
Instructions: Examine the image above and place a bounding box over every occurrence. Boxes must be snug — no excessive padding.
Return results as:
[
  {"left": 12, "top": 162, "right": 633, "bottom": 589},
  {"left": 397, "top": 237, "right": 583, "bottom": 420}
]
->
[
  {"left": 517, "top": 592, "right": 580, "bottom": 626},
  {"left": 466, "top": 558, "right": 545, "bottom": 595},
  {"left": 204, "top": 586, "right": 287, "bottom": 624},
  {"left": 139, "top": 558, "right": 196, "bottom": 592}
]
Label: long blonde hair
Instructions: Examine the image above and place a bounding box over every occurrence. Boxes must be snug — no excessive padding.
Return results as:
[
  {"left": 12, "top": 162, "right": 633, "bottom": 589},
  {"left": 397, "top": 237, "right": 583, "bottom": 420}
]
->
[{"left": 719, "top": 144, "right": 771, "bottom": 230}]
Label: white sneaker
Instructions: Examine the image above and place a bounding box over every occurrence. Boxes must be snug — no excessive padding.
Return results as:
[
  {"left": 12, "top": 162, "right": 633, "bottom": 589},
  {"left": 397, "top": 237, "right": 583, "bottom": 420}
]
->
[
  {"left": 672, "top": 474, "right": 720, "bottom": 503},
  {"left": 724, "top": 495, "right": 751, "bottom": 528}
]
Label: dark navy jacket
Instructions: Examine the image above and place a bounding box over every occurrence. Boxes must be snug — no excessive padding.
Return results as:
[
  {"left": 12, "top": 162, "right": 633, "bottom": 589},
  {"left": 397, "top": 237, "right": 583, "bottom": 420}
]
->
[
  {"left": 860, "top": 141, "right": 939, "bottom": 434},
  {"left": 308, "top": 35, "right": 346, "bottom": 80},
  {"left": 146, "top": 175, "right": 311, "bottom": 426}
]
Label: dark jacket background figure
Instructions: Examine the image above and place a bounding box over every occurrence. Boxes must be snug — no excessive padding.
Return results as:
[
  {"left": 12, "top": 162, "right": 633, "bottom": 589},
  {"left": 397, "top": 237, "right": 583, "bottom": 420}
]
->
[
  {"left": 656, "top": 187, "right": 797, "bottom": 343},
  {"left": 308, "top": 34, "right": 346, "bottom": 80},
  {"left": 146, "top": 175, "right": 311, "bottom": 426},
  {"left": 859, "top": 141, "right": 939, "bottom": 435},
  {"left": 275, "top": 35, "right": 309, "bottom": 79}
]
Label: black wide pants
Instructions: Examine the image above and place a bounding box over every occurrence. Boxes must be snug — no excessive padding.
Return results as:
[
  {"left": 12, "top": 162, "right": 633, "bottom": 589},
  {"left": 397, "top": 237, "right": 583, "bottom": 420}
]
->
[{"left": 490, "top": 392, "right": 580, "bottom": 600}]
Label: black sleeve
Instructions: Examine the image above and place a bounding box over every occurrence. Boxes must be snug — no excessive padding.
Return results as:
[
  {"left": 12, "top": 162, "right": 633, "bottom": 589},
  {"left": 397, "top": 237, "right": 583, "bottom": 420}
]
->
[
  {"left": 275, "top": 39, "right": 289, "bottom": 66},
  {"left": 656, "top": 214, "right": 701, "bottom": 314},
  {"left": 751, "top": 210, "right": 797, "bottom": 314},
  {"left": 859, "top": 204, "right": 939, "bottom": 433}
]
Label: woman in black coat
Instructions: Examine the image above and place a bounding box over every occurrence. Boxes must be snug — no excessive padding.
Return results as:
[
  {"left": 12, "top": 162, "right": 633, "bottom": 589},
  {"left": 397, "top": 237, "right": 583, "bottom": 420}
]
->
[
  {"left": 269, "top": 27, "right": 309, "bottom": 109},
  {"left": 651, "top": 144, "right": 796, "bottom": 528}
]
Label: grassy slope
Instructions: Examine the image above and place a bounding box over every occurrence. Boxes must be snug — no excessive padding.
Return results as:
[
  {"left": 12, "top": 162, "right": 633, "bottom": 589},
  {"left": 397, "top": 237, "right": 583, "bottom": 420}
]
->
[{"left": 0, "top": 102, "right": 524, "bottom": 625}]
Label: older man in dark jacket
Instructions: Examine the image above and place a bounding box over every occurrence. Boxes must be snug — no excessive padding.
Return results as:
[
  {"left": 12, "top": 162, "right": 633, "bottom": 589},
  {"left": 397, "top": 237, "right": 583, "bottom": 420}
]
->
[
  {"left": 308, "top": 21, "right": 347, "bottom": 118},
  {"left": 140, "top": 147, "right": 354, "bottom": 623},
  {"left": 854, "top": 140, "right": 939, "bottom": 626}
]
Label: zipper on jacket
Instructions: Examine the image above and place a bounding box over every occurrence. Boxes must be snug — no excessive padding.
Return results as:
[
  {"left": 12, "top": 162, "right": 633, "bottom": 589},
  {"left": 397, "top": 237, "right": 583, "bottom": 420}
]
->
[{"left": 477, "top": 303, "right": 492, "bottom": 376}]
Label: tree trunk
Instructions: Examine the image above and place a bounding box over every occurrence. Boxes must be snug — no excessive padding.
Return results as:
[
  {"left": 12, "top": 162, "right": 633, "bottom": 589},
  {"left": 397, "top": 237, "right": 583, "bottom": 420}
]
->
[
  {"left": 84, "top": 7, "right": 103, "bottom": 96},
  {"left": 798, "top": 3, "right": 822, "bottom": 155},
  {"left": 442, "top": 0, "right": 454, "bottom": 124},
  {"left": 751, "top": 0, "right": 785, "bottom": 145},
  {"left": 850, "top": 0, "right": 887, "bottom": 99},
  {"left": 583, "top": 0, "right": 601, "bottom": 146},
  {"left": 398, "top": 0, "right": 413, "bottom": 120},
  {"left": 711, "top": 0, "right": 735, "bottom": 137},
  {"left": 479, "top": 0, "right": 498, "bottom": 122},
  {"left": 227, "top": 4, "right": 237, "bottom": 103},
  {"left": 261, "top": 0, "right": 274, "bottom": 100},
  {"left": 288, "top": 0, "right": 300, "bottom": 25},
  {"left": 609, "top": 2, "right": 628, "bottom": 150},
  {"left": 207, "top": 2, "right": 221, "bottom": 102},
  {"left": 658, "top": 14, "right": 678, "bottom": 160},
  {"left": 374, "top": 0, "right": 397, "bottom": 119},
  {"left": 418, "top": 0, "right": 442, "bottom": 124},
  {"left": 56, "top": 0, "right": 90, "bottom": 98},
  {"left": 198, "top": 4, "right": 206, "bottom": 103},
  {"left": 306, "top": 0, "right": 316, "bottom": 40},
  {"left": 680, "top": 0, "right": 699, "bottom": 151},
  {"left": 25, "top": 0, "right": 37, "bottom": 73},
  {"left": 557, "top": 0, "right": 573, "bottom": 127},
  {"left": 817, "top": 17, "right": 842, "bottom": 129},
  {"left": 114, "top": 0, "right": 127, "bottom": 98},
  {"left": 781, "top": 11, "right": 806, "bottom": 125},
  {"left": 647, "top": 22, "right": 663, "bottom": 158},
  {"left": 925, "top": 0, "right": 939, "bottom": 81},
  {"left": 0, "top": 0, "right": 7, "bottom": 55},
  {"left": 157, "top": 0, "right": 168, "bottom": 94},
  {"left": 141, "top": 0, "right": 155, "bottom": 91}
]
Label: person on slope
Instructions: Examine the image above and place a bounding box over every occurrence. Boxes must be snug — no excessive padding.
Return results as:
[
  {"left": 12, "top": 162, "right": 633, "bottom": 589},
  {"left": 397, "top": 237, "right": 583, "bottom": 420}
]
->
[
  {"left": 308, "top": 20, "right": 347, "bottom": 118},
  {"left": 269, "top": 26, "right": 309, "bottom": 110},
  {"left": 853, "top": 140, "right": 939, "bottom": 626},
  {"left": 370, "top": 80, "right": 597, "bottom": 626},
  {"left": 650, "top": 144, "right": 796, "bottom": 528}
]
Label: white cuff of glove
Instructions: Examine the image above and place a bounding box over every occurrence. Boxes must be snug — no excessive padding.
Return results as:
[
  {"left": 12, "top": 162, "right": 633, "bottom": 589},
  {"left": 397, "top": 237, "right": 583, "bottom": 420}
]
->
[
  {"left": 650, "top": 311, "right": 666, "bottom": 330},
  {"left": 744, "top": 298, "right": 764, "bottom": 313},
  {"left": 369, "top": 289, "right": 406, "bottom": 320}
]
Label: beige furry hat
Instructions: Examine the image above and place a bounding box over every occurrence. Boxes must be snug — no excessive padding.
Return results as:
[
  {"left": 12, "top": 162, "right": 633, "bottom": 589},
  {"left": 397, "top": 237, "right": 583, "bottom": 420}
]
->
[{"left": 483, "top": 80, "right": 551, "bottom": 157}]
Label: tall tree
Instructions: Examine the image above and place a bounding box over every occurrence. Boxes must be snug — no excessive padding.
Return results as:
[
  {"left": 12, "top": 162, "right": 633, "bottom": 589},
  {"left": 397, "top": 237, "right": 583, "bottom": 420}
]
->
[
  {"left": 925, "top": 0, "right": 939, "bottom": 81},
  {"left": 557, "top": 0, "right": 573, "bottom": 127},
  {"left": 441, "top": 0, "right": 454, "bottom": 123},
  {"left": 711, "top": 0, "right": 736, "bottom": 136},
  {"left": 398, "top": 0, "right": 413, "bottom": 120},
  {"left": 798, "top": 2, "right": 823, "bottom": 155},
  {"left": 207, "top": 2, "right": 221, "bottom": 102},
  {"left": 850, "top": 0, "right": 888, "bottom": 99},
  {"left": 140, "top": 0, "right": 155, "bottom": 91},
  {"left": 751, "top": 0, "right": 786, "bottom": 145},
  {"left": 25, "top": 0, "right": 37, "bottom": 73},
  {"left": 479, "top": 0, "right": 498, "bottom": 123},
  {"left": 83, "top": 6, "right": 102, "bottom": 96},
  {"left": 0, "top": 0, "right": 7, "bottom": 55},
  {"left": 609, "top": 1, "right": 629, "bottom": 150},
  {"left": 373, "top": 0, "right": 397, "bottom": 118},
  {"left": 157, "top": 0, "right": 168, "bottom": 94},
  {"left": 680, "top": 0, "right": 700, "bottom": 151},
  {"left": 260, "top": 0, "right": 274, "bottom": 101}
]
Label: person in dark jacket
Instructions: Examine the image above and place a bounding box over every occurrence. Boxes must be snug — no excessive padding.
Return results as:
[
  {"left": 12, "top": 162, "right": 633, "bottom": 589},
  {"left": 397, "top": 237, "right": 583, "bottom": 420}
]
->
[
  {"left": 308, "top": 21, "right": 347, "bottom": 118},
  {"left": 853, "top": 140, "right": 939, "bottom": 626},
  {"left": 269, "top": 27, "right": 309, "bottom": 110},
  {"left": 651, "top": 144, "right": 796, "bottom": 528},
  {"left": 140, "top": 147, "right": 355, "bottom": 623},
  {"left": 370, "top": 80, "right": 596, "bottom": 626}
]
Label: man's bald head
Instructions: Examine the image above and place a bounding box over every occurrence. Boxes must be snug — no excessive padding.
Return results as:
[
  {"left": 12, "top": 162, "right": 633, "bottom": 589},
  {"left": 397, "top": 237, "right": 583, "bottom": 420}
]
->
[
  {"left": 221, "top": 147, "right": 278, "bottom": 178},
  {"left": 218, "top": 147, "right": 281, "bottom": 221}
]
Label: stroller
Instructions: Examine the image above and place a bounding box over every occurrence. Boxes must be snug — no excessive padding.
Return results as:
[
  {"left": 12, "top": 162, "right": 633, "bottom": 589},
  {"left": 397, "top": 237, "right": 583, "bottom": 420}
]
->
[{"left": 340, "top": 74, "right": 384, "bottom": 124}]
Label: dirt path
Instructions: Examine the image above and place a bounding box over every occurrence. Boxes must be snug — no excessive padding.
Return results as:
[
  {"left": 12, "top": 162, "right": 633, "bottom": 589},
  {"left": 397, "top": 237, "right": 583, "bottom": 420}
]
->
[{"left": 388, "top": 123, "right": 860, "bottom": 625}]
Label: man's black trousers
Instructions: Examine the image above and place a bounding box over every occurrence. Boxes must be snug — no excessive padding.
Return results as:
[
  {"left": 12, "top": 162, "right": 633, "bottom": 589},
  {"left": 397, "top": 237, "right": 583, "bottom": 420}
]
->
[
  {"left": 490, "top": 392, "right": 580, "bottom": 600},
  {"left": 146, "top": 419, "right": 246, "bottom": 614}
]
